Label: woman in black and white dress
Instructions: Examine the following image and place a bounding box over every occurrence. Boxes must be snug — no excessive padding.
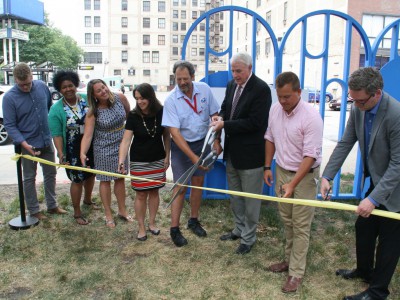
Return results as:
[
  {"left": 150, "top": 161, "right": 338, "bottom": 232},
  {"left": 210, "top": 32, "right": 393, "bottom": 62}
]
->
[{"left": 118, "top": 83, "right": 171, "bottom": 241}]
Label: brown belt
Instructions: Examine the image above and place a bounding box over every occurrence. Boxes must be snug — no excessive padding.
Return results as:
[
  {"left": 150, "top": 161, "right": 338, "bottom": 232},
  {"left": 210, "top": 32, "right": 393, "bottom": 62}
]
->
[{"left": 287, "top": 166, "right": 319, "bottom": 174}]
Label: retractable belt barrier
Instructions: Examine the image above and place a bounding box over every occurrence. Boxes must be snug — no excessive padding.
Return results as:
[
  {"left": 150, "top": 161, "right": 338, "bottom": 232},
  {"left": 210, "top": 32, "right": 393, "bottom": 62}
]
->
[{"left": 11, "top": 153, "right": 400, "bottom": 221}]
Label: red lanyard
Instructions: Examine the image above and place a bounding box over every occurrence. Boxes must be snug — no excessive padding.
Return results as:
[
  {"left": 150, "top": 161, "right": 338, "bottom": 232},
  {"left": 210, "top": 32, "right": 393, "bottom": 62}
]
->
[{"left": 183, "top": 94, "right": 198, "bottom": 114}]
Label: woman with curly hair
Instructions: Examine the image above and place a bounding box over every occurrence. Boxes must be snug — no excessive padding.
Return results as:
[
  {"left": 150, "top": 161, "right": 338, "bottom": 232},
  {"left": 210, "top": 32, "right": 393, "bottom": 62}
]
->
[{"left": 48, "top": 70, "right": 98, "bottom": 225}]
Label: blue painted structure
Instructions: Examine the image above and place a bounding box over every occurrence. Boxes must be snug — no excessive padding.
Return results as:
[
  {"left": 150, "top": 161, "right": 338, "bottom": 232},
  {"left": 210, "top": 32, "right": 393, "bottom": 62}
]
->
[
  {"left": 181, "top": 6, "right": 400, "bottom": 200},
  {"left": 0, "top": 0, "right": 44, "bottom": 25}
]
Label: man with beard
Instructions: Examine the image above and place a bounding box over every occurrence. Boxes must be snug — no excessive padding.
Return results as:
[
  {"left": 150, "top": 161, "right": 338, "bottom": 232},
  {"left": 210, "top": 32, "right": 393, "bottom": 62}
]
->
[{"left": 162, "top": 61, "right": 221, "bottom": 247}]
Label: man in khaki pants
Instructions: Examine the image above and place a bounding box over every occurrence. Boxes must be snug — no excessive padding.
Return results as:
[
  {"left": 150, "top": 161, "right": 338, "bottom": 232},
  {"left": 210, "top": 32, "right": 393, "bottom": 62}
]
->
[{"left": 264, "top": 71, "right": 323, "bottom": 293}]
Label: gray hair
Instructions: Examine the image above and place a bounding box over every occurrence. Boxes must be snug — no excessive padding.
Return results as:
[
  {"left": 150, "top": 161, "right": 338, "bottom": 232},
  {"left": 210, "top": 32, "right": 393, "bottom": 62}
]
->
[
  {"left": 173, "top": 60, "right": 195, "bottom": 76},
  {"left": 13, "top": 62, "right": 32, "bottom": 81},
  {"left": 230, "top": 52, "right": 252, "bottom": 67},
  {"left": 348, "top": 67, "right": 383, "bottom": 95}
]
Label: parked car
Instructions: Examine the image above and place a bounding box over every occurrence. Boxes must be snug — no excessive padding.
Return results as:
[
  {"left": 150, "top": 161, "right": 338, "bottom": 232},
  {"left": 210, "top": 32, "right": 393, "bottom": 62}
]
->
[
  {"left": 0, "top": 85, "right": 13, "bottom": 145},
  {"left": 306, "top": 87, "right": 333, "bottom": 103},
  {"left": 47, "top": 82, "right": 61, "bottom": 101},
  {"left": 329, "top": 96, "right": 354, "bottom": 111}
]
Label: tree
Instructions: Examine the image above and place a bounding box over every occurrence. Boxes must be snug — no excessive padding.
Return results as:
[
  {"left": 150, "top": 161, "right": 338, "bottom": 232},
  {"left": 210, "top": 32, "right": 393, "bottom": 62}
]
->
[{"left": 18, "top": 17, "right": 83, "bottom": 69}]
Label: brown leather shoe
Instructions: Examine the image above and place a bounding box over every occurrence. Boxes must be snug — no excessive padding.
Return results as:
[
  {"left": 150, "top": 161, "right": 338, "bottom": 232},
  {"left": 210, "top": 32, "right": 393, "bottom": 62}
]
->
[
  {"left": 282, "top": 276, "right": 302, "bottom": 293},
  {"left": 47, "top": 207, "right": 67, "bottom": 214},
  {"left": 269, "top": 261, "right": 289, "bottom": 273},
  {"left": 31, "top": 212, "right": 48, "bottom": 220}
]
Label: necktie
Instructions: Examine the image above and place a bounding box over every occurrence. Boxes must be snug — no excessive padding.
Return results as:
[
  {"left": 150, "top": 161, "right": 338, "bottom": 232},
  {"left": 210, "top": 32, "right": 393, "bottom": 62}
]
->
[{"left": 230, "top": 85, "right": 242, "bottom": 119}]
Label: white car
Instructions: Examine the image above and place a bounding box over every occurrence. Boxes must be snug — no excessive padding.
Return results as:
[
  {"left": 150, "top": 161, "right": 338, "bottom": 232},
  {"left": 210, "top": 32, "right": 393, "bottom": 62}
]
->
[{"left": 0, "top": 85, "right": 13, "bottom": 145}]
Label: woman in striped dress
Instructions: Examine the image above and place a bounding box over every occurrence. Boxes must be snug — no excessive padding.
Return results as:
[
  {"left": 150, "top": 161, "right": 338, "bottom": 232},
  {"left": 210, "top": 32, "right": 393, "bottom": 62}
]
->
[{"left": 118, "top": 83, "right": 171, "bottom": 241}]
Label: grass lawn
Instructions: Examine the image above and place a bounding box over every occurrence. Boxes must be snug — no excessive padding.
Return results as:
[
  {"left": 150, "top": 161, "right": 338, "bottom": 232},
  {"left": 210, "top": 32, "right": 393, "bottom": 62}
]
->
[{"left": 0, "top": 179, "right": 399, "bottom": 299}]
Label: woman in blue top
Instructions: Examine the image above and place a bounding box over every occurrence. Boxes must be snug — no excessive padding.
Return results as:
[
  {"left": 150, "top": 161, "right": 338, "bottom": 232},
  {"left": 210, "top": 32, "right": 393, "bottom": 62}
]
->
[{"left": 48, "top": 71, "right": 98, "bottom": 225}]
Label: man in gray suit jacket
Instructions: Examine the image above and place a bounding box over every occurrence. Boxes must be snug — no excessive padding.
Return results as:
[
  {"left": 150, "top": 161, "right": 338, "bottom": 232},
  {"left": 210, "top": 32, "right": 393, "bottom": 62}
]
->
[{"left": 320, "top": 67, "right": 400, "bottom": 300}]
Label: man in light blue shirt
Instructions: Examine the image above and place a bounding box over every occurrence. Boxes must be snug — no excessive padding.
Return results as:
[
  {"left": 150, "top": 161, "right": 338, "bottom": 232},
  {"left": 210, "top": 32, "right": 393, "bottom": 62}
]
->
[
  {"left": 162, "top": 60, "right": 220, "bottom": 247},
  {"left": 3, "top": 63, "right": 66, "bottom": 220}
]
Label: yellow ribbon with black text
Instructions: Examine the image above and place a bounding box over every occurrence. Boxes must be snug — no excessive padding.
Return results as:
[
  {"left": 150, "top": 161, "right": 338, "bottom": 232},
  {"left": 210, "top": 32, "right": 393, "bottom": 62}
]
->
[{"left": 11, "top": 154, "right": 400, "bottom": 221}]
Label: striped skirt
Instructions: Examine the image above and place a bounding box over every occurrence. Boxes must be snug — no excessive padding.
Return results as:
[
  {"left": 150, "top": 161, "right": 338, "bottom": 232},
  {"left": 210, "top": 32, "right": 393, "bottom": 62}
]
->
[{"left": 130, "top": 159, "right": 166, "bottom": 191}]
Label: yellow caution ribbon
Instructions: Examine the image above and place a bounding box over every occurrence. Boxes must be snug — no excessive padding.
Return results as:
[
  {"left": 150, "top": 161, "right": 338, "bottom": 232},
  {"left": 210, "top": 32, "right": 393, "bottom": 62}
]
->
[{"left": 11, "top": 154, "right": 400, "bottom": 221}]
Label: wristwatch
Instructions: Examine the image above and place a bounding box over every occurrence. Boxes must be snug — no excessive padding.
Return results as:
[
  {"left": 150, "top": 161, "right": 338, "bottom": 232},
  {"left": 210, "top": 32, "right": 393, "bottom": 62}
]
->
[{"left": 263, "top": 166, "right": 271, "bottom": 171}]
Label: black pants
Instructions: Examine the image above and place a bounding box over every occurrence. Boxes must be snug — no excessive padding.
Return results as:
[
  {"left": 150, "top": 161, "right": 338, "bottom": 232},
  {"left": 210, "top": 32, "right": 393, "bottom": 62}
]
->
[{"left": 355, "top": 183, "right": 400, "bottom": 299}]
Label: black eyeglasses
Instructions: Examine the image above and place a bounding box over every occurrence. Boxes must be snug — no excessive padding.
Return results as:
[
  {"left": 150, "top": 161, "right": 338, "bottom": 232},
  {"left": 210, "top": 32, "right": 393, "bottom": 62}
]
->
[{"left": 347, "top": 93, "right": 374, "bottom": 103}]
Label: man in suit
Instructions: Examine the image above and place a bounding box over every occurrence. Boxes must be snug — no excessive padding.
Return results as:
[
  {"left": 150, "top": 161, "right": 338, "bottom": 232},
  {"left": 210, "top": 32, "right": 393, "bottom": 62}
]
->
[
  {"left": 264, "top": 72, "right": 323, "bottom": 293},
  {"left": 212, "top": 52, "right": 272, "bottom": 255},
  {"left": 321, "top": 67, "right": 400, "bottom": 300}
]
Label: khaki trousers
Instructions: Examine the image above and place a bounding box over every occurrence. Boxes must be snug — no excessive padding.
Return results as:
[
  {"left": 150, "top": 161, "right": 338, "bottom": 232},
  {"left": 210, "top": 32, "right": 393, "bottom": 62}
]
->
[{"left": 275, "top": 164, "right": 318, "bottom": 277}]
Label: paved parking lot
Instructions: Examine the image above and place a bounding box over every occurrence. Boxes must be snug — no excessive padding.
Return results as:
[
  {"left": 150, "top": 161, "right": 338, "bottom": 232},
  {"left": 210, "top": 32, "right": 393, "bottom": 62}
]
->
[{"left": 0, "top": 93, "right": 358, "bottom": 185}]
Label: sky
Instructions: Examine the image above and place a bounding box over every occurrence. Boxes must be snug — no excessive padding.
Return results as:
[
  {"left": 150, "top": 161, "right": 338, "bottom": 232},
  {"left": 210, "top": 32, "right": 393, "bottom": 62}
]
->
[{"left": 40, "top": 0, "right": 80, "bottom": 38}]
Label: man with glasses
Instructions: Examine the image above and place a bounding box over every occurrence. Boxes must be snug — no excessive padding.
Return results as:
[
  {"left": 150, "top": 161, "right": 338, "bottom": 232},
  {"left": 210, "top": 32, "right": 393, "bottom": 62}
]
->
[
  {"left": 321, "top": 67, "right": 400, "bottom": 300},
  {"left": 2, "top": 62, "right": 66, "bottom": 220}
]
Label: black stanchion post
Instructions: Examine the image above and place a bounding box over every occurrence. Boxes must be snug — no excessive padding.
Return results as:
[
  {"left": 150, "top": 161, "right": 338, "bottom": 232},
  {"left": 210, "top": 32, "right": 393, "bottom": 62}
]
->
[{"left": 9, "top": 144, "right": 39, "bottom": 230}]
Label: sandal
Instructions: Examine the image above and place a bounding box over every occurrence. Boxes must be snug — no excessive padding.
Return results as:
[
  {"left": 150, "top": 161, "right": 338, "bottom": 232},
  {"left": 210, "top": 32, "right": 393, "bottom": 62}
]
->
[
  {"left": 74, "top": 215, "right": 89, "bottom": 225},
  {"left": 83, "top": 200, "right": 101, "bottom": 210},
  {"left": 117, "top": 214, "right": 134, "bottom": 223},
  {"left": 105, "top": 219, "right": 116, "bottom": 228},
  {"left": 148, "top": 226, "right": 160, "bottom": 235}
]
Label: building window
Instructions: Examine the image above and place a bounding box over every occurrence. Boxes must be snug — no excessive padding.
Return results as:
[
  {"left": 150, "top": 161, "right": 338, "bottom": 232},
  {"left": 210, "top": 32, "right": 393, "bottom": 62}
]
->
[
  {"left": 158, "top": 35, "right": 165, "bottom": 45},
  {"left": 128, "top": 68, "right": 135, "bottom": 76},
  {"left": 192, "top": 35, "right": 197, "bottom": 43},
  {"left": 265, "top": 38, "right": 271, "bottom": 56},
  {"left": 122, "top": 51, "right": 128, "bottom": 63},
  {"left": 199, "top": 35, "right": 205, "bottom": 44},
  {"left": 172, "top": 47, "right": 179, "bottom": 55},
  {"left": 94, "top": 16, "right": 101, "bottom": 27},
  {"left": 362, "top": 14, "right": 400, "bottom": 49},
  {"left": 173, "top": 0, "right": 178, "bottom": 6},
  {"left": 143, "top": 1, "right": 150, "bottom": 11},
  {"left": 143, "top": 34, "right": 150, "bottom": 45},
  {"left": 283, "top": 2, "right": 288, "bottom": 24},
  {"left": 191, "top": 48, "right": 197, "bottom": 56},
  {"left": 114, "top": 69, "right": 122, "bottom": 76},
  {"left": 173, "top": 22, "right": 178, "bottom": 31},
  {"left": 152, "top": 51, "right": 159, "bottom": 63},
  {"left": 172, "top": 35, "right": 178, "bottom": 43},
  {"left": 179, "top": 35, "right": 185, "bottom": 43},
  {"left": 257, "top": 0, "right": 261, "bottom": 7},
  {"left": 219, "top": 36, "right": 223, "bottom": 44},
  {"left": 85, "top": 33, "right": 91, "bottom": 44},
  {"left": 158, "top": 1, "right": 165, "bottom": 12},
  {"left": 143, "top": 70, "right": 151, "bottom": 76},
  {"left": 266, "top": 11, "right": 271, "bottom": 24},
  {"left": 122, "top": 34, "right": 128, "bottom": 45},
  {"left": 200, "top": 0, "right": 205, "bottom": 7},
  {"left": 181, "top": 10, "right": 186, "bottom": 19},
  {"left": 158, "top": 18, "right": 166, "bottom": 29},
  {"left": 85, "top": 16, "right": 91, "bottom": 27},
  {"left": 181, "top": 0, "right": 186, "bottom": 5},
  {"left": 94, "top": 0, "right": 100, "bottom": 10},
  {"left": 121, "top": 17, "right": 128, "bottom": 28},
  {"left": 173, "top": 10, "right": 178, "bottom": 18},
  {"left": 143, "top": 18, "right": 150, "bottom": 28},
  {"left": 200, "top": 23, "right": 205, "bottom": 31},
  {"left": 83, "top": 52, "right": 102, "bottom": 64},
  {"left": 256, "top": 41, "right": 260, "bottom": 57},
  {"left": 122, "top": 0, "right": 128, "bottom": 11},
  {"left": 220, "top": 24, "right": 224, "bottom": 32},
  {"left": 143, "top": 51, "right": 150, "bottom": 63},
  {"left": 192, "top": 0, "right": 198, "bottom": 6},
  {"left": 199, "top": 48, "right": 204, "bottom": 56},
  {"left": 181, "top": 23, "right": 186, "bottom": 31},
  {"left": 94, "top": 33, "right": 101, "bottom": 44},
  {"left": 84, "top": 0, "right": 91, "bottom": 10},
  {"left": 192, "top": 11, "right": 198, "bottom": 19}
]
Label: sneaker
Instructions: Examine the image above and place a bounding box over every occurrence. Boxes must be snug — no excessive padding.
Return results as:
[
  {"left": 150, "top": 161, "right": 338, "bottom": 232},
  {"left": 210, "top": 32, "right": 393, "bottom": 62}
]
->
[
  {"left": 170, "top": 228, "right": 188, "bottom": 247},
  {"left": 187, "top": 219, "right": 207, "bottom": 237}
]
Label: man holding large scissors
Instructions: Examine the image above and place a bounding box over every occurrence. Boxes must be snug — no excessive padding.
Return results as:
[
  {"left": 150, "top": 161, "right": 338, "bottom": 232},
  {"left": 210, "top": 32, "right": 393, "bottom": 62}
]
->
[{"left": 162, "top": 60, "right": 221, "bottom": 247}]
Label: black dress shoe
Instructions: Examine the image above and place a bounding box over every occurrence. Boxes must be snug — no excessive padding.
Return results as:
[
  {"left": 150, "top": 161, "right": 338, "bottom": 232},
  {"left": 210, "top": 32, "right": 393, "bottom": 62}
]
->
[
  {"left": 136, "top": 234, "right": 147, "bottom": 242},
  {"left": 343, "top": 290, "right": 374, "bottom": 300},
  {"left": 187, "top": 219, "right": 207, "bottom": 237},
  {"left": 336, "top": 269, "right": 371, "bottom": 283},
  {"left": 170, "top": 228, "right": 188, "bottom": 247},
  {"left": 220, "top": 232, "right": 240, "bottom": 241},
  {"left": 236, "top": 243, "right": 252, "bottom": 255}
]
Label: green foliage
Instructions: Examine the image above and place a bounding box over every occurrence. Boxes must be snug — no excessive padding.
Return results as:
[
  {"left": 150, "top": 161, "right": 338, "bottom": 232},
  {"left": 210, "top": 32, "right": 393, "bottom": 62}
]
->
[{"left": 16, "top": 17, "right": 83, "bottom": 69}]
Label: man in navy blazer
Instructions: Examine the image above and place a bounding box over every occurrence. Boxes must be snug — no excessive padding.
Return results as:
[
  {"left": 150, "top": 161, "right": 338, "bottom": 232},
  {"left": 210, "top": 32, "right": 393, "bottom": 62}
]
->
[
  {"left": 321, "top": 67, "right": 400, "bottom": 300},
  {"left": 212, "top": 52, "right": 272, "bottom": 254}
]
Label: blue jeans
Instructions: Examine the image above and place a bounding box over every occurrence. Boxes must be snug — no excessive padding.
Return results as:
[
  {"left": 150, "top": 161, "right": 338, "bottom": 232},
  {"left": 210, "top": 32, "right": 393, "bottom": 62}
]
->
[{"left": 21, "top": 144, "right": 57, "bottom": 215}]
